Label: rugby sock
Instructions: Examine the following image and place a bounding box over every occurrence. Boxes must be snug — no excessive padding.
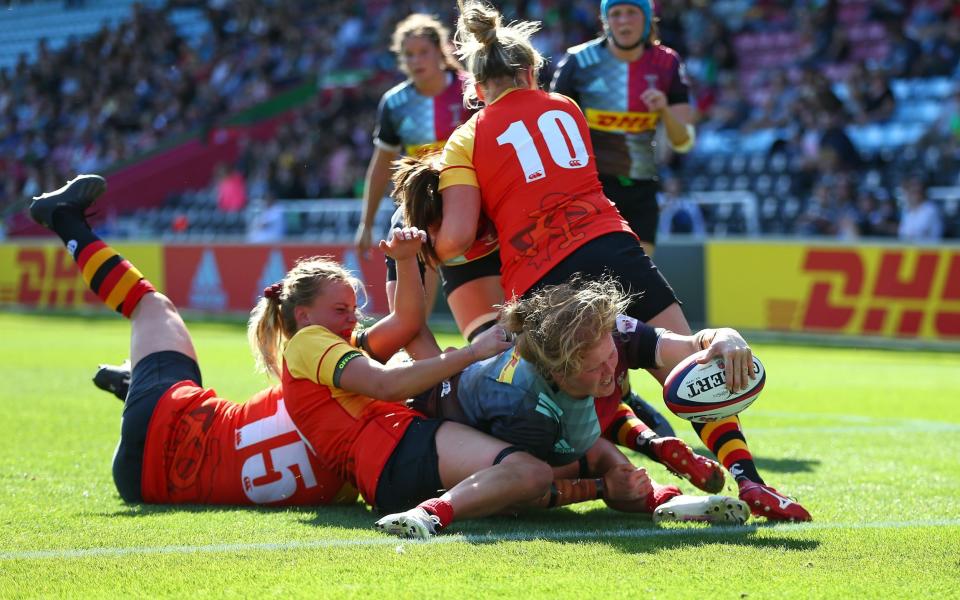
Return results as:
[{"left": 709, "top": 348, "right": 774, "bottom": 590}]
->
[
  {"left": 535, "top": 478, "right": 603, "bottom": 508},
  {"left": 605, "top": 402, "right": 659, "bottom": 459},
  {"left": 418, "top": 498, "right": 454, "bottom": 529},
  {"left": 693, "top": 417, "right": 764, "bottom": 485},
  {"left": 50, "top": 211, "right": 155, "bottom": 318},
  {"left": 643, "top": 482, "right": 682, "bottom": 512}
]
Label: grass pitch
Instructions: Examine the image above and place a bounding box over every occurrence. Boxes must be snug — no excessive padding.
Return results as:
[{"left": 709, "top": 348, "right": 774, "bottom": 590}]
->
[{"left": 1, "top": 311, "right": 958, "bottom": 599}]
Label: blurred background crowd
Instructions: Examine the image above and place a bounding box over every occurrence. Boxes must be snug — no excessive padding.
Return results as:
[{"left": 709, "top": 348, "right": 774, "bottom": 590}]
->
[{"left": 1, "top": 0, "right": 958, "bottom": 242}]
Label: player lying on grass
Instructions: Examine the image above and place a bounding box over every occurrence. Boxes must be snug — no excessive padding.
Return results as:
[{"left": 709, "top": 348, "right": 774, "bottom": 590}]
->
[
  {"left": 378, "top": 277, "right": 756, "bottom": 533},
  {"left": 408, "top": 277, "right": 742, "bottom": 496},
  {"left": 36, "top": 174, "right": 734, "bottom": 537}
]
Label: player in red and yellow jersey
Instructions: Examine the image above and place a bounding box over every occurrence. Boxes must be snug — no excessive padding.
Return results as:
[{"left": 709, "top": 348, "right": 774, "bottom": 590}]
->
[
  {"left": 353, "top": 13, "right": 503, "bottom": 347},
  {"left": 28, "top": 175, "right": 355, "bottom": 507},
  {"left": 551, "top": 0, "right": 696, "bottom": 256}
]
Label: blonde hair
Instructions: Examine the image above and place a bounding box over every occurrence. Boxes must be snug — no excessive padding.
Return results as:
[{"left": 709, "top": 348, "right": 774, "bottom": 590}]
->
[
  {"left": 390, "top": 153, "right": 444, "bottom": 266},
  {"left": 499, "top": 278, "right": 630, "bottom": 382},
  {"left": 455, "top": 0, "right": 545, "bottom": 107},
  {"left": 391, "top": 13, "right": 460, "bottom": 76},
  {"left": 247, "top": 256, "right": 364, "bottom": 379}
]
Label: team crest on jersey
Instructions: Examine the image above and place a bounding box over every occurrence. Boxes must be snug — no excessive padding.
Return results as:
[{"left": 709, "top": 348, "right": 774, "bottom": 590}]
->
[{"left": 616, "top": 314, "right": 639, "bottom": 334}]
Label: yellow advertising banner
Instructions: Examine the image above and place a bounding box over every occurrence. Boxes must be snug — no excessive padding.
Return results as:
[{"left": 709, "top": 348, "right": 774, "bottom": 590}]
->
[
  {"left": 0, "top": 243, "right": 164, "bottom": 311},
  {"left": 706, "top": 241, "right": 960, "bottom": 341}
]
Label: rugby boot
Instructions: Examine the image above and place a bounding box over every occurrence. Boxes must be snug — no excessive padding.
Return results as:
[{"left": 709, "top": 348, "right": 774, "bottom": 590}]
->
[
  {"left": 738, "top": 480, "right": 812, "bottom": 521},
  {"left": 93, "top": 360, "right": 131, "bottom": 401},
  {"left": 28, "top": 174, "right": 106, "bottom": 228},
  {"left": 375, "top": 507, "right": 441, "bottom": 539},
  {"left": 653, "top": 494, "right": 750, "bottom": 525},
  {"left": 650, "top": 437, "right": 725, "bottom": 494}
]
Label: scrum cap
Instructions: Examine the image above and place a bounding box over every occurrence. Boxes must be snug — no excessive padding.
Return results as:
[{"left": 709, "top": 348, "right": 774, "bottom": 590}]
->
[{"left": 600, "top": 0, "right": 653, "bottom": 42}]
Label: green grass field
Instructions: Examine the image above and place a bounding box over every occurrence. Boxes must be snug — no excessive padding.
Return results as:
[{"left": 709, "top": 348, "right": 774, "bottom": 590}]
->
[{"left": 1, "top": 311, "right": 958, "bottom": 598}]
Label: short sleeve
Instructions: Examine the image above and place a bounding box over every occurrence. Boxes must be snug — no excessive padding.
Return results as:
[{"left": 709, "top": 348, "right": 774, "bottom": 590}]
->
[
  {"left": 285, "top": 326, "right": 362, "bottom": 387},
  {"left": 438, "top": 116, "right": 479, "bottom": 190},
  {"left": 373, "top": 94, "right": 402, "bottom": 153},
  {"left": 550, "top": 52, "right": 579, "bottom": 103},
  {"left": 666, "top": 58, "right": 691, "bottom": 106}
]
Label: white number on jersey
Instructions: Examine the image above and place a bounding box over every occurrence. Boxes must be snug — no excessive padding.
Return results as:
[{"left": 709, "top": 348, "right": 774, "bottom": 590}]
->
[
  {"left": 236, "top": 399, "right": 318, "bottom": 504},
  {"left": 496, "top": 109, "right": 589, "bottom": 183}
]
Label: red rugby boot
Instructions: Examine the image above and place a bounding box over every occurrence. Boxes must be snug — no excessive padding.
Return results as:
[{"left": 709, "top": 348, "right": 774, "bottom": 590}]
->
[
  {"left": 650, "top": 437, "right": 725, "bottom": 494},
  {"left": 738, "top": 480, "right": 812, "bottom": 521}
]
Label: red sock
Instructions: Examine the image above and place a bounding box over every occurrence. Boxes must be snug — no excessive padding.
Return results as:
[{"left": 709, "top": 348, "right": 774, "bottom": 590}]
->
[
  {"left": 644, "top": 482, "right": 682, "bottom": 512},
  {"left": 418, "top": 498, "right": 454, "bottom": 529}
]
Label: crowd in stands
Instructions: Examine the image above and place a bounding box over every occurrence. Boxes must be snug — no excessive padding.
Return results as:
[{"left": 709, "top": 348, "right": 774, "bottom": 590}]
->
[{"left": 1, "top": 0, "right": 958, "bottom": 242}]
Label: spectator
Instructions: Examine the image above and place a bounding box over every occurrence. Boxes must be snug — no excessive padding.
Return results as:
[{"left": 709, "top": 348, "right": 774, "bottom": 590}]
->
[
  {"left": 817, "top": 110, "right": 862, "bottom": 173},
  {"left": 246, "top": 193, "right": 286, "bottom": 243},
  {"left": 796, "top": 181, "right": 840, "bottom": 236},
  {"left": 213, "top": 162, "right": 247, "bottom": 212},
  {"left": 898, "top": 175, "right": 944, "bottom": 242},
  {"left": 885, "top": 22, "right": 924, "bottom": 78},
  {"left": 657, "top": 176, "right": 706, "bottom": 237},
  {"left": 855, "top": 188, "right": 900, "bottom": 238}
]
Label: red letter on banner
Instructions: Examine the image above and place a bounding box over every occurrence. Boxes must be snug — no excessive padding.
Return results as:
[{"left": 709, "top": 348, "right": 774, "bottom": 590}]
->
[
  {"left": 802, "top": 250, "right": 863, "bottom": 330},
  {"left": 16, "top": 250, "right": 46, "bottom": 305},
  {"left": 873, "top": 251, "right": 938, "bottom": 299},
  {"left": 935, "top": 253, "right": 960, "bottom": 337}
]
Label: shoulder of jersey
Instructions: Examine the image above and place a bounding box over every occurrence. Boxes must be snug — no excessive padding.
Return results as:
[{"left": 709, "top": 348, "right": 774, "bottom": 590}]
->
[
  {"left": 566, "top": 38, "right": 606, "bottom": 68},
  {"left": 649, "top": 43, "right": 681, "bottom": 67},
  {"left": 383, "top": 79, "right": 415, "bottom": 110}
]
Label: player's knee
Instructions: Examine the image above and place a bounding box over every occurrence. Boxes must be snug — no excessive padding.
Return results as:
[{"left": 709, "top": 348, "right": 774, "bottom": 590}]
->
[{"left": 504, "top": 454, "right": 553, "bottom": 498}]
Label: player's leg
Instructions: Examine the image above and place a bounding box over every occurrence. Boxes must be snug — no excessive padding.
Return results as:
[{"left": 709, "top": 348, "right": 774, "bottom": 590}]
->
[
  {"left": 29, "top": 174, "right": 198, "bottom": 502},
  {"left": 439, "top": 253, "right": 503, "bottom": 342},
  {"left": 603, "top": 400, "right": 724, "bottom": 493},
  {"left": 28, "top": 173, "right": 196, "bottom": 366},
  {"left": 374, "top": 420, "right": 552, "bottom": 538},
  {"left": 693, "top": 417, "right": 811, "bottom": 521}
]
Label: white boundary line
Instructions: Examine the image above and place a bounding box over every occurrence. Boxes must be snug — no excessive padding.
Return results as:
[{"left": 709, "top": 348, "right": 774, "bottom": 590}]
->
[{"left": 3, "top": 518, "right": 958, "bottom": 561}]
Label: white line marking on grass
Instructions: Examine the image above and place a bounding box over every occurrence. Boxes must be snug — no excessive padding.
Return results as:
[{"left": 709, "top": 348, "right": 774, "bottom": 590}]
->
[
  {"left": 3, "top": 518, "right": 959, "bottom": 561},
  {"left": 742, "top": 411, "right": 960, "bottom": 434}
]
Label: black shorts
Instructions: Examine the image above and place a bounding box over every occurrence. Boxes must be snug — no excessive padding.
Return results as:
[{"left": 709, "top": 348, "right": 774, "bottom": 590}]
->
[
  {"left": 526, "top": 233, "right": 680, "bottom": 323},
  {"left": 374, "top": 417, "right": 445, "bottom": 513},
  {"left": 600, "top": 174, "right": 660, "bottom": 245},
  {"left": 438, "top": 251, "right": 501, "bottom": 296},
  {"left": 112, "top": 351, "right": 202, "bottom": 503}
]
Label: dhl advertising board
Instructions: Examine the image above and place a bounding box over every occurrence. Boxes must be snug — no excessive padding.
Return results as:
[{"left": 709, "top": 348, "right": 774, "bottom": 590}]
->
[
  {"left": 0, "top": 243, "right": 389, "bottom": 315},
  {"left": 0, "top": 243, "right": 164, "bottom": 310},
  {"left": 706, "top": 241, "right": 960, "bottom": 341}
]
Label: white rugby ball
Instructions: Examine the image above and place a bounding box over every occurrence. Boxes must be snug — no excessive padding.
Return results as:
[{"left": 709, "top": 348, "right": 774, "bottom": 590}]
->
[{"left": 662, "top": 350, "right": 765, "bottom": 423}]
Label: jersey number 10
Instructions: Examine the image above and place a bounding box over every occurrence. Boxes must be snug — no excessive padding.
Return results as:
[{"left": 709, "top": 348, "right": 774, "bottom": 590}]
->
[{"left": 496, "top": 109, "right": 590, "bottom": 183}]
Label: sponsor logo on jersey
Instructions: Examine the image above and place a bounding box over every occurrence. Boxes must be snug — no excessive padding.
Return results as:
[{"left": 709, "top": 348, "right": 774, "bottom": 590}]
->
[
  {"left": 553, "top": 438, "right": 575, "bottom": 454},
  {"left": 616, "top": 314, "right": 638, "bottom": 333},
  {"left": 585, "top": 108, "right": 658, "bottom": 133},
  {"left": 66, "top": 240, "right": 78, "bottom": 257}
]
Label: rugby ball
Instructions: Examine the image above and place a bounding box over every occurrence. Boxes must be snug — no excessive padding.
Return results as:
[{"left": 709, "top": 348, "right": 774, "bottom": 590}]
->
[{"left": 662, "top": 350, "right": 765, "bottom": 423}]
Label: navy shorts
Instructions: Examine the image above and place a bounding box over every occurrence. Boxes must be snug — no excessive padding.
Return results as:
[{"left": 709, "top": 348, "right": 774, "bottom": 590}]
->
[
  {"left": 112, "top": 351, "right": 202, "bottom": 503},
  {"left": 374, "top": 417, "right": 445, "bottom": 513},
  {"left": 526, "top": 233, "right": 680, "bottom": 323},
  {"left": 600, "top": 175, "right": 660, "bottom": 245}
]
